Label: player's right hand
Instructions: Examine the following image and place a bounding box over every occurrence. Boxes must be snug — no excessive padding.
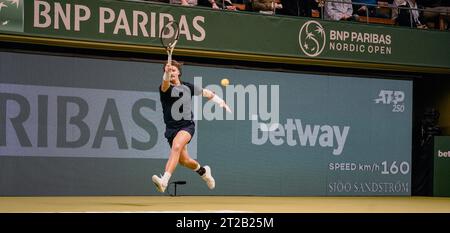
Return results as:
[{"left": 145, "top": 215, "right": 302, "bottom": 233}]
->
[{"left": 164, "top": 63, "right": 172, "bottom": 73}]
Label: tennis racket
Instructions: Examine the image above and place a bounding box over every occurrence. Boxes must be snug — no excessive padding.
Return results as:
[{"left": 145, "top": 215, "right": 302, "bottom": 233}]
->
[{"left": 160, "top": 21, "right": 180, "bottom": 66}]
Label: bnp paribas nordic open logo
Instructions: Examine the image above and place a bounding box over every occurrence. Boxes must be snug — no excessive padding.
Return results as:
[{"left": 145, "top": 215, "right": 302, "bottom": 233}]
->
[
  {"left": 298, "top": 20, "right": 326, "bottom": 57},
  {"left": 0, "top": 0, "right": 23, "bottom": 33}
]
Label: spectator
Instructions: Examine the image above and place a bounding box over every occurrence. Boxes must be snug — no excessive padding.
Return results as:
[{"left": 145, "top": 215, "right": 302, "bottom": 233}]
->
[
  {"left": 144, "top": 0, "right": 170, "bottom": 3},
  {"left": 393, "top": 0, "right": 428, "bottom": 28},
  {"left": 418, "top": 0, "right": 450, "bottom": 30},
  {"left": 199, "top": 0, "right": 238, "bottom": 10},
  {"left": 325, "top": 0, "right": 358, "bottom": 20},
  {"left": 352, "top": 0, "right": 377, "bottom": 17},
  {"left": 170, "top": 0, "right": 198, "bottom": 6},
  {"left": 278, "top": 0, "right": 320, "bottom": 17},
  {"left": 252, "top": 0, "right": 283, "bottom": 14},
  {"left": 376, "top": 1, "right": 393, "bottom": 18}
]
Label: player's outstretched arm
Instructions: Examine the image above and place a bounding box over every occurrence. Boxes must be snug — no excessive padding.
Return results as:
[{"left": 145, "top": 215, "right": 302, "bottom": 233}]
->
[
  {"left": 161, "top": 63, "right": 171, "bottom": 92},
  {"left": 202, "top": 88, "right": 232, "bottom": 113}
]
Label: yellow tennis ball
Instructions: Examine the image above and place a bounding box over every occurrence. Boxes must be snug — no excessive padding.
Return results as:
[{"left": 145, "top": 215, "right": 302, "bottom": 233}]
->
[{"left": 221, "top": 78, "right": 230, "bottom": 87}]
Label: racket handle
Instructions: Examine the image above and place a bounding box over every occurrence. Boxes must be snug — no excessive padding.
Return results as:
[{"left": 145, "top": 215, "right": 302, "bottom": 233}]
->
[{"left": 167, "top": 53, "right": 172, "bottom": 65}]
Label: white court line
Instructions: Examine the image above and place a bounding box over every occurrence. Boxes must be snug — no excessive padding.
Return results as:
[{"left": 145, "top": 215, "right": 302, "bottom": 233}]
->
[{"left": 48, "top": 210, "right": 252, "bottom": 213}]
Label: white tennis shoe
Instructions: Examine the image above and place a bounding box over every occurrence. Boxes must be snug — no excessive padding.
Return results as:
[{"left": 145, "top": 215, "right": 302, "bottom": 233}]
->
[
  {"left": 152, "top": 174, "right": 167, "bottom": 193},
  {"left": 201, "top": 166, "right": 215, "bottom": 190}
]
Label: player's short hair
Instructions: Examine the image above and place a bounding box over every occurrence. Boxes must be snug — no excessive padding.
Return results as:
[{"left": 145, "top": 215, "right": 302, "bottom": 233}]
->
[{"left": 164, "top": 60, "right": 183, "bottom": 77}]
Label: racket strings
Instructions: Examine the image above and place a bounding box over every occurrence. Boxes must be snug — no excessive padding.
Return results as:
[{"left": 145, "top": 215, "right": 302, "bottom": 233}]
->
[{"left": 161, "top": 22, "right": 180, "bottom": 49}]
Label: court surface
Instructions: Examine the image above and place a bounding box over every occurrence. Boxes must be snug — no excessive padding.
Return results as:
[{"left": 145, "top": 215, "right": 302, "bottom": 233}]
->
[{"left": 1, "top": 196, "right": 449, "bottom": 213}]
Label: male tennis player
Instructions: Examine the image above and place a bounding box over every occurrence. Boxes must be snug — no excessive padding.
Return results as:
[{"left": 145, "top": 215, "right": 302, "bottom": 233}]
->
[{"left": 152, "top": 60, "right": 231, "bottom": 193}]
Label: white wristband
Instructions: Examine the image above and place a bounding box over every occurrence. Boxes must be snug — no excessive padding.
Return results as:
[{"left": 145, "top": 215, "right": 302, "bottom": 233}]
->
[{"left": 163, "top": 72, "right": 170, "bottom": 81}]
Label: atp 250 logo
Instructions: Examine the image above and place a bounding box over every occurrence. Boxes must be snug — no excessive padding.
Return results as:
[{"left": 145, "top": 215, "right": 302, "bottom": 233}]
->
[
  {"left": 0, "top": 0, "right": 23, "bottom": 33},
  {"left": 298, "top": 20, "right": 326, "bottom": 57},
  {"left": 374, "top": 90, "right": 405, "bottom": 113}
]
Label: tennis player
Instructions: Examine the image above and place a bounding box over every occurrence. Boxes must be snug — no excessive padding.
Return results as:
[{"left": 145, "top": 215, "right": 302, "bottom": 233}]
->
[{"left": 152, "top": 60, "right": 231, "bottom": 193}]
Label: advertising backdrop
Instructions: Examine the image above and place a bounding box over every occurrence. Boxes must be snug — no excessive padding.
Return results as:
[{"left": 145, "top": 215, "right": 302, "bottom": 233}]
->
[
  {"left": 0, "top": 0, "right": 449, "bottom": 70},
  {"left": 0, "top": 51, "right": 412, "bottom": 195},
  {"left": 433, "top": 136, "right": 450, "bottom": 197}
]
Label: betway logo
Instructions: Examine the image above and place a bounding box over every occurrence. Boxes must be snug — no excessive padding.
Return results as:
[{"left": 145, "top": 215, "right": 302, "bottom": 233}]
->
[
  {"left": 438, "top": 150, "right": 450, "bottom": 158},
  {"left": 252, "top": 116, "right": 350, "bottom": 155}
]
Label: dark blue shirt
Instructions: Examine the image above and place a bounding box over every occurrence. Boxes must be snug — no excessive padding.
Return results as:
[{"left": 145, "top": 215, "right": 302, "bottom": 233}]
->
[{"left": 159, "top": 81, "right": 202, "bottom": 129}]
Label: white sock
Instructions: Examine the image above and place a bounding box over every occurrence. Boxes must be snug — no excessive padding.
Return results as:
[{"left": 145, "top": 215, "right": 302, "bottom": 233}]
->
[
  {"left": 193, "top": 163, "right": 201, "bottom": 172},
  {"left": 162, "top": 172, "right": 171, "bottom": 186}
]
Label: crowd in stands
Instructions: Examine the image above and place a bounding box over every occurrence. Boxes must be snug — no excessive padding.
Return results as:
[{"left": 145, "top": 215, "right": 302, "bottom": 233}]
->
[{"left": 145, "top": 0, "right": 450, "bottom": 30}]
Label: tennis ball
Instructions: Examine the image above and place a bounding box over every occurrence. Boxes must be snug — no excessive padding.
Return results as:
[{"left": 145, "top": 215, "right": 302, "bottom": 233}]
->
[{"left": 221, "top": 78, "right": 230, "bottom": 87}]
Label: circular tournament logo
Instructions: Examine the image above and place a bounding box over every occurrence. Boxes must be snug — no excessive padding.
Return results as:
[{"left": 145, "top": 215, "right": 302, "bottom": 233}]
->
[
  {"left": 298, "top": 20, "right": 326, "bottom": 57},
  {"left": 0, "top": 0, "right": 23, "bottom": 33}
]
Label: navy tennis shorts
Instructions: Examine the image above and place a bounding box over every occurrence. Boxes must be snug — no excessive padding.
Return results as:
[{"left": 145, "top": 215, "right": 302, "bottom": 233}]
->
[{"left": 164, "top": 123, "right": 195, "bottom": 148}]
